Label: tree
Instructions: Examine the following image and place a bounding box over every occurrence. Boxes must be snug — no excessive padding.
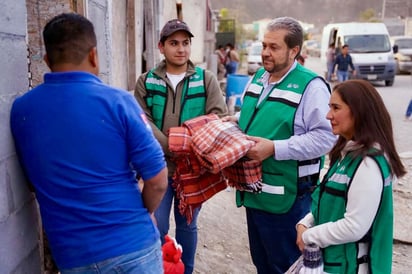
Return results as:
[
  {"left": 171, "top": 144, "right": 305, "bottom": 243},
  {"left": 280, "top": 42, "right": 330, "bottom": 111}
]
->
[{"left": 359, "top": 8, "right": 381, "bottom": 22}]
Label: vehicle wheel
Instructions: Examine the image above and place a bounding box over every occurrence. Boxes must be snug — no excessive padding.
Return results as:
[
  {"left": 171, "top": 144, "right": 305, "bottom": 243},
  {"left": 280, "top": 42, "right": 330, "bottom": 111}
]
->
[{"left": 385, "top": 79, "right": 394, "bottom": 86}]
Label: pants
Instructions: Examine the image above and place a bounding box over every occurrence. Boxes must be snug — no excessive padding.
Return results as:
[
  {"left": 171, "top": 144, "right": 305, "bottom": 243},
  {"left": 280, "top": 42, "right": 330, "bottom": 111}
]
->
[
  {"left": 406, "top": 99, "right": 412, "bottom": 118},
  {"left": 337, "top": 70, "right": 349, "bottom": 82},
  {"left": 60, "top": 240, "right": 163, "bottom": 274},
  {"left": 326, "top": 62, "right": 334, "bottom": 81},
  {"left": 154, "top": 178, "right": 200, "bottom": 274},
  {"left": 225, "top": 61, "right": 238, "bottom": 75},
  {"left": 246, "top": 187, "right": 312, "bottom": 274}
]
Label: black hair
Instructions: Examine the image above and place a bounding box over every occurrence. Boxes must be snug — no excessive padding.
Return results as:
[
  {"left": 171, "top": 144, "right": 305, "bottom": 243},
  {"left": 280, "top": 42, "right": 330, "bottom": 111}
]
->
[{"left": 43, "top": 13, "right": 97, "bottom": 66}]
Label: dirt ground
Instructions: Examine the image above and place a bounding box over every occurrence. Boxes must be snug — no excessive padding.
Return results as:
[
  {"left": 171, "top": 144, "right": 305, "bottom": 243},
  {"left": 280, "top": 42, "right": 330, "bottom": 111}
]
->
[{"left": 183, "top": 157, "right": 412, "bottom": 274}]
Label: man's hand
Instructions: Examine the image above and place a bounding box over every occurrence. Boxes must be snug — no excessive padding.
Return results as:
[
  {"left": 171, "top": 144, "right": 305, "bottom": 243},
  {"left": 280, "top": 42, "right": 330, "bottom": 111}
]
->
[
  {"left": 246, "top": 136, "right": 274, "bottom": 162},
  {"left": 221, "top": 115, "right": 238, "bottom": 123}
]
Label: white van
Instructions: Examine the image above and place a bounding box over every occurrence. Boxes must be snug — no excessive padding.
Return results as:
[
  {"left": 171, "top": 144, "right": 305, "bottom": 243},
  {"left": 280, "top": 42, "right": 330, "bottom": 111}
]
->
[
  {"left": 247, "top": 42, "right": 263, "bottom": 75},
  {"left": 321, "top": 22, "right": 396, "bottom": 86}
]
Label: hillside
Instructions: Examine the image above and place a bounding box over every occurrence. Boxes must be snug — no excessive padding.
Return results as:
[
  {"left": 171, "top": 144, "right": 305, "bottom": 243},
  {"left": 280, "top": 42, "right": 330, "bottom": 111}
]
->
[{"left": 209, "top": 0, "right": 383, "bottom": 28}]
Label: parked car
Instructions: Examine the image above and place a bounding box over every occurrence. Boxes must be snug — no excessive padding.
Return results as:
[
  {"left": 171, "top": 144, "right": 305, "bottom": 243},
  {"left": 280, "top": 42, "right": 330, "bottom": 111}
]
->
[
  {"left": 302, "top": 39, "right": 321, "bottom": 57},
  {"left": 247, "top": 42, "right": 262, "bottom": 75},
  {"left": 390, "top": 36, "right": 412, "bottom": 74}
]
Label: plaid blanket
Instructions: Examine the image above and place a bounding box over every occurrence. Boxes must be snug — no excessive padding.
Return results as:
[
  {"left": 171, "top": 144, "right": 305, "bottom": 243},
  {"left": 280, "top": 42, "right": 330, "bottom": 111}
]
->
[
  {"left": 223, "top": 158, "right": 262, "bottom": 193},
  {"left": 169, "top": 115, "right": 263, "bottom": 223},
  {"left": 169, "top": 114, "right": 226, "bottom": 224},
  {"left": 190, "top": 119, "right": 262, "bottom": 193},
  {"left": 183, "top": 113, "right": 220, "bottom": 134},
  {"left": 168, "top": 127, "right": 192, "bottom": 153},
  {"left": 191, "top": 119, "right": 255, "bottom": 173}
]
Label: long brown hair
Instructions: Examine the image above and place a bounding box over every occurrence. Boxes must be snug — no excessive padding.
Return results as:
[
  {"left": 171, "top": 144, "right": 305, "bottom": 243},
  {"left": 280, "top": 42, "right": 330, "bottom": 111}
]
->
[{"left": 329, "top": 80, "right": 406, "bottom": 178}]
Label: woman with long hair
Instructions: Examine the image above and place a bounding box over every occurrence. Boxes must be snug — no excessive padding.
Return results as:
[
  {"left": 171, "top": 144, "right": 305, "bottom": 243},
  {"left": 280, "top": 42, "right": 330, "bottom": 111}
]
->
[{"left": 296, "top": 79, "right": 406, "bottom": 273}]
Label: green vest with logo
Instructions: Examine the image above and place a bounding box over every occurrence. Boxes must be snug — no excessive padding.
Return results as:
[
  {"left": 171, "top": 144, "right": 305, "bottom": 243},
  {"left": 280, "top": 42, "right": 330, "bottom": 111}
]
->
[
  {"left": 237, "top": 66, "right": 320, "bottom": 213},
  {"left": 312, "top": 152, "right": 393, "bottom": 273},
  {"left": 144, "top": 67, "right": 206, "bottom": 129}
]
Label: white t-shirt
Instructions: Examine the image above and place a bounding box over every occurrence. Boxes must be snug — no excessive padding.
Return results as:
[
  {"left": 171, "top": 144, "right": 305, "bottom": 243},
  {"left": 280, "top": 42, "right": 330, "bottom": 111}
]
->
[{"left": 166, "top": 72, "right": 185, "bottom": 92}]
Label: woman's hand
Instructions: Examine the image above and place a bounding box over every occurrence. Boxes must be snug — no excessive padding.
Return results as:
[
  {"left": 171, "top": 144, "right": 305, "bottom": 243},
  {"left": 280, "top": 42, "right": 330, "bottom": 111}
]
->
[{"left": 296, "top": 224, "right": 308, "bottom": 252}]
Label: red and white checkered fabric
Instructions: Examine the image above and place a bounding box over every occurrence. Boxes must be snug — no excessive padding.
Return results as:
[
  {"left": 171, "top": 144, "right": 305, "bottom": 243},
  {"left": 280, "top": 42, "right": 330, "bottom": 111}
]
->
[{"left": 191, "top": 119, "right": 255, "bottom": 174}]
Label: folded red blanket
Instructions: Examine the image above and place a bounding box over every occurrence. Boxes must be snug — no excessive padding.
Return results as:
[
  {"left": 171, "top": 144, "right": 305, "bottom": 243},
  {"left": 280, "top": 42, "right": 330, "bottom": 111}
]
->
[{"left": 191, "top": 119, "right": 255, "bottom": 174}]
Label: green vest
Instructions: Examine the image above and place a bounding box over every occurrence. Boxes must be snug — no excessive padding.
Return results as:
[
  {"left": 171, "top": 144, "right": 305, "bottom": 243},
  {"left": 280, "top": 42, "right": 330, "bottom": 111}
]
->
[
  {"left": 237, "top": 65, "right": 321, "bottom": 213},
  {"left": 312, "top": 152, "right": 393, "bottom": 273},
  {"left": 144, "top": 67, "right": 206, "bottom": 130}
]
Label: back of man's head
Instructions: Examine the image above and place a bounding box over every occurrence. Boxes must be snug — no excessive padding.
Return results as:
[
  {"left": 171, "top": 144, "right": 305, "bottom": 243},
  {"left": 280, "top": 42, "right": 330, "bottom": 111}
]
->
[{"left": 43, "top": 13, "right": 97, "bottom": 67}]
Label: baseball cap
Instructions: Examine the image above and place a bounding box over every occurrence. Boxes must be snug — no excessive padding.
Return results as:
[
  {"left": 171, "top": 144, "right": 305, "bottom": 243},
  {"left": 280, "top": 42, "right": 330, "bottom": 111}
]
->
[{"left": 160, "top": 19, "right": 194, "bottom": 41}]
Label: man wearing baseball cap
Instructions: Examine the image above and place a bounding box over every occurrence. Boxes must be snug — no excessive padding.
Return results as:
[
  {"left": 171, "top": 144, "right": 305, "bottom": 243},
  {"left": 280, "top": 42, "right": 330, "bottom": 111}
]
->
[{"left": 134, "top": 19, "right": 228, "bottom": 274}]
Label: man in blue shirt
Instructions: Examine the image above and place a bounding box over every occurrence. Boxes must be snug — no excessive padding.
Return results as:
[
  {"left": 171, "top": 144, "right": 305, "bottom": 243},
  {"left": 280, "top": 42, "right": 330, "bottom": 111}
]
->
[
  {"left": 332, "top": 44, "right": 356, "bottom": 82},
  {"left": 10, "top": 13, "right": 168, "bottom": 273}
]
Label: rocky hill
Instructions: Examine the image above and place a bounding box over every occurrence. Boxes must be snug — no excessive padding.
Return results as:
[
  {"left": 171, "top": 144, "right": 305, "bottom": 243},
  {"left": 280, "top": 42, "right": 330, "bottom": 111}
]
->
[{"left": 209, "top": 0, "right": 385, "bottom": 28}]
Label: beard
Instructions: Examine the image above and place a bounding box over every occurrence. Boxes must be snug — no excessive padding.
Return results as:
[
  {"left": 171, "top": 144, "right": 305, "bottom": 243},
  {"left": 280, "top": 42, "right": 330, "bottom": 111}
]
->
[{"left": 263, "top": 50, "right": 292, "bottom": 74}]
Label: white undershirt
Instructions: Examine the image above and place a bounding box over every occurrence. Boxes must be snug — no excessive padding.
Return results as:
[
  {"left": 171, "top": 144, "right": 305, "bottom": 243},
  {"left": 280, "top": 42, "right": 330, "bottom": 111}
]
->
[{"left": 166, "top": 72, "right": 185, "bottom": 92}]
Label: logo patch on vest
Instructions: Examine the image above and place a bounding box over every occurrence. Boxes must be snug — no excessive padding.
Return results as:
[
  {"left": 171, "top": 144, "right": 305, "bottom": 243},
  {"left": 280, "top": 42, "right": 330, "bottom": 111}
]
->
[
  {"left": 140, "top": 113, "right": 152, "bottom": 131},
  {"left": 286, "top": 83, "right": 299, "bottom": 89},
  {"left": 190, "top": 74, "right": 200, "bottom": 80}
]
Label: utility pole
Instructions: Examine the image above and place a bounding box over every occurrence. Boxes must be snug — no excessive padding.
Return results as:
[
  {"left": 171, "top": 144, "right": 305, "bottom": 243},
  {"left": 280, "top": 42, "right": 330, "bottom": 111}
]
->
[{"left": 382, "top": 0, "right": 386, "bottom": 19}]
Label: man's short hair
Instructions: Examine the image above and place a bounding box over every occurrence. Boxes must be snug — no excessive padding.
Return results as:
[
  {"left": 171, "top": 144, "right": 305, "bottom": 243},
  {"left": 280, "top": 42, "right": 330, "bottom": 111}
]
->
[
  {"left": 266, "top": 17, "right": 303, "bottom": 57},
  {"left": 43, "top": 13, "right": 97, "bottom": 66}
]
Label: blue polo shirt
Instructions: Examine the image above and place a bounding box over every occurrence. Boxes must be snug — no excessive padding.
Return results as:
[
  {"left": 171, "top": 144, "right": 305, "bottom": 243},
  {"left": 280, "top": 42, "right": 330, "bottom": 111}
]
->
[{"left": 10, "top": 72, "right": 166, "bottom": 269}]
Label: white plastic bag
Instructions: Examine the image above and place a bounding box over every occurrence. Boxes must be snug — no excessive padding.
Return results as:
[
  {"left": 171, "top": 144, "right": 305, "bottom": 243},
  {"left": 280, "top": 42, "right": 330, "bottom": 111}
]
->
[{"left": 285, "top": 244, "right": 323, "bottom": 274}]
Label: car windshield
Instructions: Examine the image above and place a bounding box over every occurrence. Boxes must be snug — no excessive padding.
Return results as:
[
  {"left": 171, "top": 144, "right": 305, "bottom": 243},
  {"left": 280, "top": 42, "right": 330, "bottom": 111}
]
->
[
  {"left": 395, "top": 38, "right": 412, "bottom": 49},
  {"left": 344, "top": 35, "right": 392, "bottom": 53}
]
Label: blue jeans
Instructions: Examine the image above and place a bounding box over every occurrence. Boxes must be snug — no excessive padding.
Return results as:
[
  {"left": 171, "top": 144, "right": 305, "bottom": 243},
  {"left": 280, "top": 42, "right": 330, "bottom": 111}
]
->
[
  {"left": 154, "top": 178, "right": 200, "bottom": 274},
  {"left": 225, "top": 61, "right": 238, "bottom": 75},
  {"left": 246, "top": 188, "right": 312, "bottom": 274},
  {"left": 337, "top": 70, "right": 349, "bottom": 82},
  {"left": 326, "top": 62, "right": 334, "bottom": 81},
  {"left": 60, "top": 240, "right": 163, "bottom": 274},
  {"left": 406, "top": 99, "right": 412, "bottom": 117}
]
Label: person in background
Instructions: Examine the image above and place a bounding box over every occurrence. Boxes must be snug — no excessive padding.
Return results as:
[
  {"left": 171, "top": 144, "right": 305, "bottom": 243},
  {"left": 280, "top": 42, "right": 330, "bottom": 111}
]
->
[
  {"left": 134, "top": 19, "right": 228, "bottom": 274},
  {"left": 10, "top": 13, "right": 168, "bottom": 273},
  {"left": 215, "top": 44, "right": 227, "bottom": 80},
  {"left": 224, "top": 17, "right": 336, "bottom": 273},
  {"left": 332, "top": 44, "right": 356, "bottom": 82},
  {"left": 296, "top": 79, "right": 406, "bottom": 273},
  {"left": 404, "top": 98, "right": 412, "bottom": 121},
  {"left": 225, "top": 42, "right": 240, "bottom": 75},
  {"left": 326, "top": 42, "right": 336, "bottom": 82}
]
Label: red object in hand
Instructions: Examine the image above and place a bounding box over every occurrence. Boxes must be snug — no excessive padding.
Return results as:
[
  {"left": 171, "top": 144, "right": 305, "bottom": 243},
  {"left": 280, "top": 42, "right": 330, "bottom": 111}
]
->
[{"left": 162, "top": 235, "right": 185, "bottom": 274}]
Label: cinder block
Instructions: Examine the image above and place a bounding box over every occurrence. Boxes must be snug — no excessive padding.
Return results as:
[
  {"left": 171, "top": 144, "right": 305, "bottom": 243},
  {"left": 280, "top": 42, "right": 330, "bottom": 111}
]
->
[
  {"left": 0, "top": 0, "right": 26, "bottom": 35},
  {"left": 0, "top": 36, "right": 28, "bottom": 165},
  {"left": 0, "top": 199, "right": 40, "bottom": 273}
]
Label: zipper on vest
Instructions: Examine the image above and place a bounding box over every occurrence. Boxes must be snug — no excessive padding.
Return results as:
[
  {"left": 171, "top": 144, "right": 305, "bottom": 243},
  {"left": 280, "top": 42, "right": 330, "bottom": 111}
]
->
[
  {"left": 244, "top": 108, "right": 259, "bottom": 133},
  {"left": 244, "top": 82, "right": 277, "bottom": 133},
  {"left": 178, "top": 78, "right": 190, "bottom": 125},
  {"left": 172, "top": 88, "right": 177, "bottom": 115}
]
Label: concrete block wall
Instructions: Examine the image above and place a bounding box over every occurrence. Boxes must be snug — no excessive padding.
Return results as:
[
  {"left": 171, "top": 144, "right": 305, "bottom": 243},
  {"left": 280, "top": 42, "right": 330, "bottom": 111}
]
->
[
  {"left": 88, "top": 0, "right": 113, "bottom": 86},
  {"left": 26, "top": 0, "right": 72, "bottom": 87},
  {"left": 0, "top": 0, "right": 42, "bottom": 272}
]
